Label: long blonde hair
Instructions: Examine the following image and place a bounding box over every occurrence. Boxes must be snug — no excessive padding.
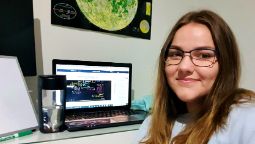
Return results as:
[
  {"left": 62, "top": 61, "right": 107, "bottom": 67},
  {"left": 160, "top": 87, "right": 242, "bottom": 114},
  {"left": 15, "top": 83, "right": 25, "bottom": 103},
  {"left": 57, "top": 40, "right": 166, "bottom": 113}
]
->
[{"left": 141, "top": 10, "right": 255, "bottom": 144}]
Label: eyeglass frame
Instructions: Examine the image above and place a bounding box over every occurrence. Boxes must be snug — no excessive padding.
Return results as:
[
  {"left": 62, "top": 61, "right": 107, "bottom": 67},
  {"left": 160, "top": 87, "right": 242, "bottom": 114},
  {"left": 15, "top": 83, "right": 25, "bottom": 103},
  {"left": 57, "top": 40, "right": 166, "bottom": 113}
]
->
[{"left": 164, "top": 46, "right": 218, "bottom": 67}]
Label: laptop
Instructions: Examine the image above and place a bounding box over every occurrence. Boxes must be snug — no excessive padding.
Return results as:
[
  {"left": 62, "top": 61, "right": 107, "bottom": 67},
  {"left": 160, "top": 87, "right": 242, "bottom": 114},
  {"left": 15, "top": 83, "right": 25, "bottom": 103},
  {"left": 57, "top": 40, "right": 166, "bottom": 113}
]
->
[{"left": 52, "top": 59, "right": 147, "bottom": 131}]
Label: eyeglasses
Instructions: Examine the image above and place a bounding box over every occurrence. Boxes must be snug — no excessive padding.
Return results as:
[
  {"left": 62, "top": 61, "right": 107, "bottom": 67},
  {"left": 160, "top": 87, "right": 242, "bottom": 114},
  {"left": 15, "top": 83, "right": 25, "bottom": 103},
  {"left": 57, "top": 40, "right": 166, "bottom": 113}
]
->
[{"left": 165, "top": 48, "right": 217, "bottom": 67}]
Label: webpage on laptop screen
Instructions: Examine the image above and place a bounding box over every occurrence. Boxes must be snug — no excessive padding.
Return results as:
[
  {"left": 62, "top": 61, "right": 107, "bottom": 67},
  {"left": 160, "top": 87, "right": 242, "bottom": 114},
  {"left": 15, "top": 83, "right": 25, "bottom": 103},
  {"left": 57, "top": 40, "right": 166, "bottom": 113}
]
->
[{"left": 56, "top": 64, "right": 130, "bottom": 110}]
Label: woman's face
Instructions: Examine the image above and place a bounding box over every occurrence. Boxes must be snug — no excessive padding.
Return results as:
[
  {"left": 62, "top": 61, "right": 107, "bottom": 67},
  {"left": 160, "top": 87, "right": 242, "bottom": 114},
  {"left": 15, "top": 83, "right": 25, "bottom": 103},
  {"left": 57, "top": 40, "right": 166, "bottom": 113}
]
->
[{"left": 165, "top": 23, "right": 219, "bottom": 112}]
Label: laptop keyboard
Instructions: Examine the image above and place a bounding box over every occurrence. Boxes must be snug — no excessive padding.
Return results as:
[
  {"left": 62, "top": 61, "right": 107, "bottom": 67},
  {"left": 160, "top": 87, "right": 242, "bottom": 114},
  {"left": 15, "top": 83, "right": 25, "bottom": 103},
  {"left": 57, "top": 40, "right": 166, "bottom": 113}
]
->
[{"left": 66, "top": 110, "right": 135, "bottom": 121}]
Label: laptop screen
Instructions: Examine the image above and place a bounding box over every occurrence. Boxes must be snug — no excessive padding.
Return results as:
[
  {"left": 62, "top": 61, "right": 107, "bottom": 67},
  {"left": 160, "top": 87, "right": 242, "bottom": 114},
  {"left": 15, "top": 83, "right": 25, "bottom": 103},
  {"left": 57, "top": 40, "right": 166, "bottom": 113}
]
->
[{"left": 52, "top": 59, "right": 132, "bottom": 110}]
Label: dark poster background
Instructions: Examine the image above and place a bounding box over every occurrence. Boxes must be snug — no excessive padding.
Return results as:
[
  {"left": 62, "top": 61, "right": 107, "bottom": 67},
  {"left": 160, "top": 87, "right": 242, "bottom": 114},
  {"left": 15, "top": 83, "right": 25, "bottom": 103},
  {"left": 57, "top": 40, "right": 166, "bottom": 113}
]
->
[
  {"left": 0, "top": 0, "right": 36, "bottom": 76},
  {"left": 51, "top": 0, "right": 152, "bottom": 39}
]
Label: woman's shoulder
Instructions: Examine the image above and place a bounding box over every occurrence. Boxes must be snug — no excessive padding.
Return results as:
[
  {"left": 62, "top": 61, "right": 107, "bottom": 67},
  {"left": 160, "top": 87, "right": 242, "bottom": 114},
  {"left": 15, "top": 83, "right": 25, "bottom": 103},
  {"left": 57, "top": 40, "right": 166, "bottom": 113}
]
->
[
  {"left": 224, "top": 103, "right": 255, "bottom": 143},
  {"left": 229, "top": 88, "right": 255, "bottom": 120},
  {"left": 228, "top": 102, "right": 255, "bottom": 126},
  {"left": 230, "top": 102, "right": 255, "bottom": 118},
  {"left": 209, "top": 103, "right": 255, "bottom": 144},
  {"left": 138, "top": 115, "right": 152, "bottom": 134},
  {"left": 133, "top": 115, "right": 152, "bottom": 144}
]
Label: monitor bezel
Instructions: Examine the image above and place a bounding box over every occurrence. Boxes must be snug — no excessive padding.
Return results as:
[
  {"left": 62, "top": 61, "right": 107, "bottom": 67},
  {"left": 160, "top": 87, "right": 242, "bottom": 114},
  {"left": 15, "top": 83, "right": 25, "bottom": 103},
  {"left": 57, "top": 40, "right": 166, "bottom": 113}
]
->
[{"left": 52, "top": 59, "right": 132, "bottom": 112}]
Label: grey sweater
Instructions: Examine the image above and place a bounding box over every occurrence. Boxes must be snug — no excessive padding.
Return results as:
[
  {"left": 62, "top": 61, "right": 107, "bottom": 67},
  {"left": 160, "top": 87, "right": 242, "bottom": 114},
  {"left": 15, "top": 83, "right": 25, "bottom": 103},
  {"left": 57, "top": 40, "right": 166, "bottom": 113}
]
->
[{"left": 134, "top": 103, "right": 255, "bottom": 144}]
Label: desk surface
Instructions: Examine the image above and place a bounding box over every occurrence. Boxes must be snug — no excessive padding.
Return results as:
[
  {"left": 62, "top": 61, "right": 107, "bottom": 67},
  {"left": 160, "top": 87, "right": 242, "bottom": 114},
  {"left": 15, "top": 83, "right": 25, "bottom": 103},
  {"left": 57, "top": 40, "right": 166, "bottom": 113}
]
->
[
  {"left": 39, "top": 130, "right": 138, "bottom": 144},
  {"left": 4, "top": 124, "right": 140, "bottom": 144}
]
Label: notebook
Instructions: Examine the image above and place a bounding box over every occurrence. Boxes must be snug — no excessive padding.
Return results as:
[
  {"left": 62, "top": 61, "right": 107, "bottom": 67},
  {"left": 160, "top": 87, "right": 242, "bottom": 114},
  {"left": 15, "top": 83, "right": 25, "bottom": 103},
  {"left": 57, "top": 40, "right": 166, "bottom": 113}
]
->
[
  {"left": 0, "top": 56, "right": 38, "bottom": 137},
  {"left": 52, "top": 59, "right": 147, "bottom": 131}
]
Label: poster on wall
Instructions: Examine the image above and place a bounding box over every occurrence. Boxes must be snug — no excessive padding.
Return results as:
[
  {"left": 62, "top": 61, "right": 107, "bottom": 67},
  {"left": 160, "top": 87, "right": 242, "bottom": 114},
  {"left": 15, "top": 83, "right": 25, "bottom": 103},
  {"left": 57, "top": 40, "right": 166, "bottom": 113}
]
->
[{"left": 51, "top": 0, "right": 152, "bottom": 39}]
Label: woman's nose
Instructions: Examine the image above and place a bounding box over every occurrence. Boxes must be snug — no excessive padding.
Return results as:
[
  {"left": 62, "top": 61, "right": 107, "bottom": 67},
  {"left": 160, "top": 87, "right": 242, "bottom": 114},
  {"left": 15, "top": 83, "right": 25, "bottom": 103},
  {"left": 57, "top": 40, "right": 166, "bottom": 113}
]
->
[{"left": 178, "top": 56, "right": 195, "bottom": 75}]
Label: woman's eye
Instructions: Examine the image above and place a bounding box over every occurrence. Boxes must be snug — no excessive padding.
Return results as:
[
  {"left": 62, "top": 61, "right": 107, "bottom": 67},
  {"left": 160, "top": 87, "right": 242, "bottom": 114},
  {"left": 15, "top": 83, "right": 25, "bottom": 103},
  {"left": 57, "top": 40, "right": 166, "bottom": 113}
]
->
[
  {"left": 192, "top": 50, "right": 215, "bottom": 59},
  {"left": 200, "top": 53, "right": 212, "bottom": 58},
  {"left": 169, "top": 51, "right": 182, "bottom": 57}
]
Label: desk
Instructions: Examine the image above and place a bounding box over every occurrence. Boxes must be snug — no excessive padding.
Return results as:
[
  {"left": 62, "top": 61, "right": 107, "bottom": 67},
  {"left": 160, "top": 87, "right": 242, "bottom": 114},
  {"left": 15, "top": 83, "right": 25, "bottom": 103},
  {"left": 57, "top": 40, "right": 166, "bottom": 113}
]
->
[
  {"left": 39, "top": 130, "right": 138, "bottom": 144},
  {"left": 4, "top": 124, "right": 140, "bottom": 144}
]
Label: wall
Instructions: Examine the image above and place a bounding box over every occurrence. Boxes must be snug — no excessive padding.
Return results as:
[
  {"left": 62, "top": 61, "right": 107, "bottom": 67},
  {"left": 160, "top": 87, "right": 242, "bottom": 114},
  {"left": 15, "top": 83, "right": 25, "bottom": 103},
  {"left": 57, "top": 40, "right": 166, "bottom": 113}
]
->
[{"left": 27, "top": 0, "right": 255, "bottom": 108}]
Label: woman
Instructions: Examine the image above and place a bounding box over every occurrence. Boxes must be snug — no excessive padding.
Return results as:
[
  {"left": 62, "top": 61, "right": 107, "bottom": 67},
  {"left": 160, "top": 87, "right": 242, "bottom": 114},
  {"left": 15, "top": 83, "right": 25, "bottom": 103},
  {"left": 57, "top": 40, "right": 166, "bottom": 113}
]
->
[{"left": 135, "top": 10, "right": 255, "bottom": 144}]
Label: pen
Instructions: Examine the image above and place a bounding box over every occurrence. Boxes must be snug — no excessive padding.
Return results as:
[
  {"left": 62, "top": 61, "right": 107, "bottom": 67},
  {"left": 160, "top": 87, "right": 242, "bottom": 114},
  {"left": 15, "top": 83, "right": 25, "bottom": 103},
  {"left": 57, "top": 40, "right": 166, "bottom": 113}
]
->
[{"left": 0, "top": 130, "right": 32, "bottom": 142}]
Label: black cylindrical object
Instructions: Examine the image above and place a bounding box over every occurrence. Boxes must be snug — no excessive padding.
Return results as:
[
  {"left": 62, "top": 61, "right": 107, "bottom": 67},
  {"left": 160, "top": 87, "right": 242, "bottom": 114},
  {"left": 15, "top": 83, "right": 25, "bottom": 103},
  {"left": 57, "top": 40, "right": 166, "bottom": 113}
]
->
[{"left": 38, "top": 75, "right": 66, "bottom": 133}]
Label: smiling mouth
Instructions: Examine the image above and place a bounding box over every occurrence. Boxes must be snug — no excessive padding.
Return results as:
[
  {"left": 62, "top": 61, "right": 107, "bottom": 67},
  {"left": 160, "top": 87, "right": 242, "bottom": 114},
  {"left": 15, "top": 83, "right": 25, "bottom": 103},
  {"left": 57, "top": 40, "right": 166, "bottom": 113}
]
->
[{"left": 176, "top": 78, "right": 200, "bottom": 83}]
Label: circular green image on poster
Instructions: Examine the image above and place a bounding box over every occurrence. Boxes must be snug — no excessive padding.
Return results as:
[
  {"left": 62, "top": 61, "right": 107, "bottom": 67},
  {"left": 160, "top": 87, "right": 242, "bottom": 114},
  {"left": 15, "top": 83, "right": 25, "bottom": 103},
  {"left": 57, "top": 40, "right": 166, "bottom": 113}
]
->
[{"left": 76, "top": 0, "right": 138, "bottom": 31}]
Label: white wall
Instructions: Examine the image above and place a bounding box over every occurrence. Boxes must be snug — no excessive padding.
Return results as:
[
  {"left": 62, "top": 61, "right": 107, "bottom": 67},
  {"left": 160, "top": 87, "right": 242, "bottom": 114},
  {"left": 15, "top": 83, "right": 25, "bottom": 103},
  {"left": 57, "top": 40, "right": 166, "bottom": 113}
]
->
[{"left": 27, "top": 0, "right": 255, "bottom": 106}]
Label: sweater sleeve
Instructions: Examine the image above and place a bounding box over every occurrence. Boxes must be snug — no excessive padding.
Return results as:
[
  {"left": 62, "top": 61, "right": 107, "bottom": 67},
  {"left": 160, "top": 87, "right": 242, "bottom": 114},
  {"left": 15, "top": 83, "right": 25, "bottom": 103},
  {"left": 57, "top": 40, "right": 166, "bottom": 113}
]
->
[{"left": 132, "top": 115, "right": 151, "bottom": 144}]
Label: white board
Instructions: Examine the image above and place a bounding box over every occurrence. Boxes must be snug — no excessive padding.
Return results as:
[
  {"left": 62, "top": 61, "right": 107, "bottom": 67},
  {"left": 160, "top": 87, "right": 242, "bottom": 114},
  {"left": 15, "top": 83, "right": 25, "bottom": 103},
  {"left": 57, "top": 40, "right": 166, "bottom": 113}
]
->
[{"left": 0, "top": 56, "right": 38, "bottom": 137}]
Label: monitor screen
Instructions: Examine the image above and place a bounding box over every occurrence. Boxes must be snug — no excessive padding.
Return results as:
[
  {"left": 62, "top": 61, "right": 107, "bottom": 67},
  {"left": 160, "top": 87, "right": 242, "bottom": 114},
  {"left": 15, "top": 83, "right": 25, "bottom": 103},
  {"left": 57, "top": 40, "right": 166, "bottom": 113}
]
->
[{"left": 53, "top": 59, "right": 132, "bottom": 110}]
